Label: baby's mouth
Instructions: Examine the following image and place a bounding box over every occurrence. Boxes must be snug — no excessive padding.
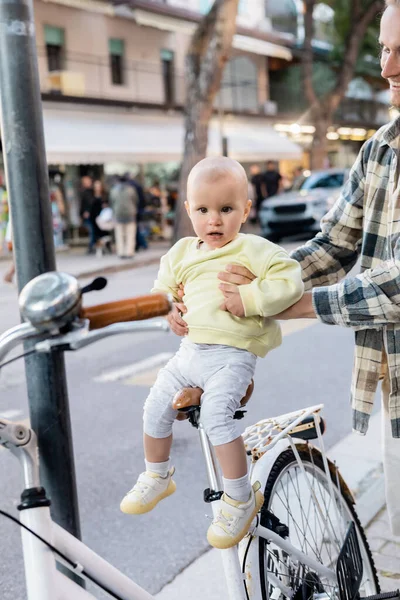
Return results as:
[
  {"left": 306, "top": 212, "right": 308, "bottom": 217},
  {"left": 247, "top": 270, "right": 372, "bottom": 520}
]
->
[{"left": 207, "top": 232, "right": 223, "bottom": 237}]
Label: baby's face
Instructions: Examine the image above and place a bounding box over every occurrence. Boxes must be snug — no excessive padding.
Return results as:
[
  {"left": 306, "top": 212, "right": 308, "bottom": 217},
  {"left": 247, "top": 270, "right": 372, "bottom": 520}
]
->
[{"left": 186, "top": 174, "right": 251, "bottom": 249}]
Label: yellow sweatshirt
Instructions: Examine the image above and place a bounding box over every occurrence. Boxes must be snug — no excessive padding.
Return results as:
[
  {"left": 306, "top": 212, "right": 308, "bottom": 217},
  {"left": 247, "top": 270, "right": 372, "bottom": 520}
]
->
[{"left": 152, "top": 233, "right": 304, "bottom": 358}]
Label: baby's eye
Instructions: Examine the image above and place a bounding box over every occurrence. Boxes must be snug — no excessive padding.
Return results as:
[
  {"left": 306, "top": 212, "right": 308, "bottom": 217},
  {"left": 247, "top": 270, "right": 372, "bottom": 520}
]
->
[
  {"left": 198, "top": 207, "right": 208, "bottom": 214},
  {"left": 221, "top": 206, "right": 232, "bottom": 213}
]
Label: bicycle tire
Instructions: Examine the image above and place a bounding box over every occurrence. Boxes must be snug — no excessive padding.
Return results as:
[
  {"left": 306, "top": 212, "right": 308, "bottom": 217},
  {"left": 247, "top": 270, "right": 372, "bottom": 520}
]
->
[{"left": 257, "top": 446, "right": 380, "bottom": 600}]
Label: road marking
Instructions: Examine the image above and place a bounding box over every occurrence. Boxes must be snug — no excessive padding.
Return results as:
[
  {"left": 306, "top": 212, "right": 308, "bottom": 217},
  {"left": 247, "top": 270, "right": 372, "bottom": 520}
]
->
[
  {"left": 0, "top": 409, "right": 23, "bottom": 420},
  {"left": 98, "top": 320, "right": 317, "bottom": 389},
  {"left": 95, "top": 352, "right": 174, "bottom": 383}
]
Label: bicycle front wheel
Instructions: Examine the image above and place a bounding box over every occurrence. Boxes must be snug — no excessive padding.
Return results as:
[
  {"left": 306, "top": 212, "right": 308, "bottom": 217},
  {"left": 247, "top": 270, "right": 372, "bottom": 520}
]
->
[{"left": 258, "top": 446, "right": 379, "bottom": 600}]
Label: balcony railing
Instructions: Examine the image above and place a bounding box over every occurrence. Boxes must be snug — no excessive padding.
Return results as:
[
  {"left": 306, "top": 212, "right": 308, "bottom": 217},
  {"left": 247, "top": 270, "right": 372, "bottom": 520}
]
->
[
  {"left": 37, "top": 47, "right": 390, "bottom": 128},
  {"left": 269, "top": 81, "right": 389, "bottom": 127}
]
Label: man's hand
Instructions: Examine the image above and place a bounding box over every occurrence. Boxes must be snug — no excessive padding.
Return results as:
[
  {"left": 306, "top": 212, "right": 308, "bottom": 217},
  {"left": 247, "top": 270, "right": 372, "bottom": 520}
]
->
[
  {"left": 218, "top": 263, "right": 256, "bottom": 286},
  {"left": 274, "top": 292, "right": 316, "bottom": 320},
  {"left": 219, "top": 283, "right": 245, "bottom": 317},
  {"left": 166, "top": 301, "right": 188, "bottom": 336}
]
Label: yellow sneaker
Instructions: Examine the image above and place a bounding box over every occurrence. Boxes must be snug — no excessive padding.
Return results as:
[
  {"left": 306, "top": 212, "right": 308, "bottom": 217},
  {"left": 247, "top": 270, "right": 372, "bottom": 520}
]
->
[
  {"left": 207, "top": 482, "right": 264, "bottom": 549},
  {"left": 120, "top": 468, "right": 176, "bottom": 515}
]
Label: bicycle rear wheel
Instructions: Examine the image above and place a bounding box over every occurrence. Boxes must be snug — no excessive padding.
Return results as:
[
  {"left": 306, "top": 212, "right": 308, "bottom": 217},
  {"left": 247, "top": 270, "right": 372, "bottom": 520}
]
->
[{"left": 258, "top": 446, "right": 379, "bottom": 600}]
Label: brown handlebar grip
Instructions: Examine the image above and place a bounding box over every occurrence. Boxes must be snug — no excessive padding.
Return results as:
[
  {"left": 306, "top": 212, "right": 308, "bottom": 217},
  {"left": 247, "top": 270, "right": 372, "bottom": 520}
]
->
[{"left": 80, "top": 293, "right": 171, "bottom": 330}]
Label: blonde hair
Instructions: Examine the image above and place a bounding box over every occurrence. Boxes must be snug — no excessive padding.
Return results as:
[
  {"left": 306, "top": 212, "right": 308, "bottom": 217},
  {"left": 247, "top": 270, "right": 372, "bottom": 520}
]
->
[{"left": 187, "top": 156, "right": 248, "bottom": 199}]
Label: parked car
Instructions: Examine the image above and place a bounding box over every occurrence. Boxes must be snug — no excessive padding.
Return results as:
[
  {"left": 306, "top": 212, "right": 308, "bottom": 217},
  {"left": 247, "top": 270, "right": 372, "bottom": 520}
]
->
[{"left": 258, "top": 168, "right": 349, "bottom": 242}]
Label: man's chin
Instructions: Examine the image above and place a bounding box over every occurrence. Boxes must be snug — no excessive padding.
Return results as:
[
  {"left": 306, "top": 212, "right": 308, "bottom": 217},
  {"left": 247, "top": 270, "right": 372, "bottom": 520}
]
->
[{"left": 390, "top": 92, "right": 400, "bottom": 110}]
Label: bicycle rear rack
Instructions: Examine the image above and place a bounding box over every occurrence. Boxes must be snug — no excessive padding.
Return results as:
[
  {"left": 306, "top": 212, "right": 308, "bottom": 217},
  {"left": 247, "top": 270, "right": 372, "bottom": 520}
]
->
[{"left": 337, "top": 522, "right": 400, "bottom": 600}]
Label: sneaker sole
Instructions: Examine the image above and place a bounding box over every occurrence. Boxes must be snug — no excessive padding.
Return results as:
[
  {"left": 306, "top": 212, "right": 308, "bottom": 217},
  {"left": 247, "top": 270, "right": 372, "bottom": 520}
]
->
[
  {"left": 120, "top": 479, "right": 177, "bottom": 515},
  {"left": 207, "top": 490, "right": 265, "bottom": 550}
]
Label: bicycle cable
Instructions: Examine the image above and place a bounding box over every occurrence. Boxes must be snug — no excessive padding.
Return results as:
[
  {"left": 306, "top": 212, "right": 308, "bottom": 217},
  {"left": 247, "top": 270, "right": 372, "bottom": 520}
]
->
[
  {"left": 0, "top": 508, "right": 126, "bottom": 600},
  {"left": 0, "top": 349, "right": 37, "bottom": 370}
]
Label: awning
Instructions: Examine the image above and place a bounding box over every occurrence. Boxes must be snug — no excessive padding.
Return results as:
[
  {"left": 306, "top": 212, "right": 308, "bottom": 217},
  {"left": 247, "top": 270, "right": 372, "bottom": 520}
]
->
[
  {"left": 132, "top": 9, "right": 292, "bottom": 60},
  {"left": 232, "top": 35, "right": 292, "bottom": 61},
  {"left": 43, "top": 106, "right": 302, "bottom": 165}
]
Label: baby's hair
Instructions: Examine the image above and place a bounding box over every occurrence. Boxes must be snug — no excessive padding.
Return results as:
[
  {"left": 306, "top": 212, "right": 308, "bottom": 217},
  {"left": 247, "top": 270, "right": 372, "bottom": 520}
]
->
[
  {"left": 385, "top": 0, "right": 400, "bottom": 6},
  {"left": 187, "top": 156, "right": 248, "bottom": 199}
]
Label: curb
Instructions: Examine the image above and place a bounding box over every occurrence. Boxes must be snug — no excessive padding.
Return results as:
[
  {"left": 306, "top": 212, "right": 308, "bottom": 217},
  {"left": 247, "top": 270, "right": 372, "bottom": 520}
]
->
[{"left": 74, "top": 253, "right": 164, "bottom": 280}]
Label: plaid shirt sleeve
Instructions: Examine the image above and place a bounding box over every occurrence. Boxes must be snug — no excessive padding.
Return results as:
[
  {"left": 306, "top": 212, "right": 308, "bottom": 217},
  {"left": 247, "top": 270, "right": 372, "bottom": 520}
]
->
[
  {"left": 290, "top": 145, "right": 366, "bottom": 291},
  {"left": 314, "top": 254, "right": 400, "bottom": 328}
]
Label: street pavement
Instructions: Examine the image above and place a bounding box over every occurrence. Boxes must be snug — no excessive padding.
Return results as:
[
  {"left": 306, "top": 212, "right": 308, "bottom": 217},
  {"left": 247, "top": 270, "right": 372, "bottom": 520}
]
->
[{"left": 0, "top": 238, "right": 395, "bottom": 598}]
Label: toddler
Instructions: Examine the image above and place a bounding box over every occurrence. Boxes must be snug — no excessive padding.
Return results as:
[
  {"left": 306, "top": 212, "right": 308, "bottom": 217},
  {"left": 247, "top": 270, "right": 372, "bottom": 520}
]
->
[{"left": 120, "top": 156, "right": 304, "bottom": 549}]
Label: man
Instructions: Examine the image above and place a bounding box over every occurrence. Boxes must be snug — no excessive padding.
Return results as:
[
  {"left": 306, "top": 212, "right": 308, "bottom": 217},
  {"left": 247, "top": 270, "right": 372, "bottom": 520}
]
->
[
  {"left": 167, "top": 0, "right": 400, "bottom": 536},
  {"left": 262, "top": 161, "right": 283, "bottom": 199},
  {"left": 249, "top": 164, "right": 265, "bottom": 217},
  {"left": 79, "top": 176, "right": 95, "bottom": 254},
  {"left": 110, "top": 174, "right": 138, "bottom": 259}
]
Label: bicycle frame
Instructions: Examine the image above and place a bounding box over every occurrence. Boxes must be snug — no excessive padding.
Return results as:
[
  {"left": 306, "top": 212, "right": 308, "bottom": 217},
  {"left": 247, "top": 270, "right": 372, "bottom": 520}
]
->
[
  {"left": 199, "top": 405, "right": 339, "bottom": 600},
  {"left": 1, "top": 322, "right": 339, "bottom": 600}
]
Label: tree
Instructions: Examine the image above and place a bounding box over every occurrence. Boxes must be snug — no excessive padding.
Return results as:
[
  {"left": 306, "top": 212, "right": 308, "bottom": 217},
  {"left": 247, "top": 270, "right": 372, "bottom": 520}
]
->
[
  {"left": 302, "top": 0, "right": 384, "bottom": 169},
  {"left": 174, "top": 0, "right": 239, "bottom": 241}
]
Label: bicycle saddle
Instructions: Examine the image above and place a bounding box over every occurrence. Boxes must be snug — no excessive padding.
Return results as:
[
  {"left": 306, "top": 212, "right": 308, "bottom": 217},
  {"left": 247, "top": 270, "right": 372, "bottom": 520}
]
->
[{"left": 172, "top": 379, "right": 254, "bottom": 421}]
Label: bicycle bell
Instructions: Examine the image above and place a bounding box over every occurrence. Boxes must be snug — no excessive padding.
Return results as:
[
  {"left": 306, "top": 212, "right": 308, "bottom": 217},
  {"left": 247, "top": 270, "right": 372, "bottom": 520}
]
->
[{"left": 19, "top": 272, "right": 82, "bottom": 331}]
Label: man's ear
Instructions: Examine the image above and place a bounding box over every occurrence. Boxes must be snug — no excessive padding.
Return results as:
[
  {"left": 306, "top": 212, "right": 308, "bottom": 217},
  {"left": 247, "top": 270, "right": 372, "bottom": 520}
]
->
[{"left": 242, "top": 199, "right": 252, "bottom": 223}]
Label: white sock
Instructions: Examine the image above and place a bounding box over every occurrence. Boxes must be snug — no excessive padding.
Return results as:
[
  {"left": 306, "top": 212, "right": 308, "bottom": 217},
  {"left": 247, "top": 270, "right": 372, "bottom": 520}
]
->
[
  {"left": 145, "top": 459, "right": 170, "bottom": 478},
  {"left": 223, "top": 474, "right": 251, "bottom": 503}
]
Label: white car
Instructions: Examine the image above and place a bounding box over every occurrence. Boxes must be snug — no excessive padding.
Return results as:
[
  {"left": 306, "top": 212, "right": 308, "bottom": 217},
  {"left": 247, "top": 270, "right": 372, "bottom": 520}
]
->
[{"left": 258, "top": 168, "right": 348, "bottom": 243}]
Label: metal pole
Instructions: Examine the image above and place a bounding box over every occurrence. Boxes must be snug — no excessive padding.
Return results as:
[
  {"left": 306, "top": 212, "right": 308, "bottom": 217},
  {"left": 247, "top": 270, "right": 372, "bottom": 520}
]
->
[{"left": 0, "top": 0, "right": 82, "bottom": 545}]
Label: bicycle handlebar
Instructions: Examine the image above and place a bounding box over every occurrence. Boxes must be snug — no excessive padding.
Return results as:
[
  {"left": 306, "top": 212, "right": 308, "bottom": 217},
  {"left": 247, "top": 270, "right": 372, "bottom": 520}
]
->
[{"left": 80, "top": 293, "right": 172, "bottom": 330}]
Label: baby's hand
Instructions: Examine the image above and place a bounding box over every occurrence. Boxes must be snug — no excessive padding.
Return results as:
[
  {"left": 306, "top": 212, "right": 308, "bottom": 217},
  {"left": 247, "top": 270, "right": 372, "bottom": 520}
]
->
[
  {"left": 166, "top": 301, "right": 188, "bottom": 336},
  {"left": 219, "top": 283, "right": 245, "bottom": 317}
]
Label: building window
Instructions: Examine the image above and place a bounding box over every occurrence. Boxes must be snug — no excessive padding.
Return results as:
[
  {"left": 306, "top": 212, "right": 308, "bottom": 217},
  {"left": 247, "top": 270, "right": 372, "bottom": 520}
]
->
[
  {"left": 109, "top": 38, "right": 125, "bottom": 85},
  {"left": 160, "top": 49, "right": 175, "bottom": 107},
  {"left": 44, "top": 25, "right": 65, "bottom": 72},
  {"left": 265, "top": 0, "right": 298, "bottom": 36},
  {"left": 199, "top": 0, "right": 213, "bottom": 14},
  {"left": 218, "top": 56, "right": 258, "bottom": 113},
  {"left": 238, "top": 0, "right": 246, "bottom": 15}
]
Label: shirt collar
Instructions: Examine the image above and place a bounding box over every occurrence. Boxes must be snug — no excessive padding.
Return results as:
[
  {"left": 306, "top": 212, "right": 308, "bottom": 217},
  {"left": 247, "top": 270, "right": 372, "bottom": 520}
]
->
[{"left": 382, "top": 114, "right": 400, "bottom": 148}]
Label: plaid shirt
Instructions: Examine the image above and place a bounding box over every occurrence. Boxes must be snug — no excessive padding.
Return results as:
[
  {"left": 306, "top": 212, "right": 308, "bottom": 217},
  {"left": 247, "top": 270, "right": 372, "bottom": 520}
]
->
[{"left": 291, "top": 115, "right": 400, "bottom": 438}]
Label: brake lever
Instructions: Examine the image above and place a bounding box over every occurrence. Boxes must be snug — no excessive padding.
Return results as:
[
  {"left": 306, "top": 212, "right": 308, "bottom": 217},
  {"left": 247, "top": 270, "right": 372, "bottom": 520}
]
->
[{"left": 34, "top": 319, "right": 170, "bottom": 353}]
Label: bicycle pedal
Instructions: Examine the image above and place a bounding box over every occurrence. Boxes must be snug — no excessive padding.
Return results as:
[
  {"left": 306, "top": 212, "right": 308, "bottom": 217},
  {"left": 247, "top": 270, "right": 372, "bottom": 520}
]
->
[{"left": 203, "top": 488, "right": 223, "bottom": 503}]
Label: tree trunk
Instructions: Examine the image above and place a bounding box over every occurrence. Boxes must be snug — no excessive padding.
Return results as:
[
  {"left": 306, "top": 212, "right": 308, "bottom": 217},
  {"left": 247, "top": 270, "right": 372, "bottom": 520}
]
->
[
  {"left": 301, "top": 0, "right": 384, "bottom": 169},
  {"left": 309, "top": 108, "right": 333, "bottom": 169},
  {"left": 173, "top": 0, "right": 239, "bottom": 241},
  {"left": 175, "top": 104, "right": 213, "bottom": 238}
]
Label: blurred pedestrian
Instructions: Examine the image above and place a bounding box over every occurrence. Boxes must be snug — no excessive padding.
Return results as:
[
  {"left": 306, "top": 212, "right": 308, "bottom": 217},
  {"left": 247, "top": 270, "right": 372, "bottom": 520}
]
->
[
  {"left": 50, "top": 180, "right": 66, "bottom": 249},
  {"left": 262, "top": 161, "right": 283, "bottom": 199},
  {"left": 110, "top": 174, "right": 138, "bottom": 259},
  {"left": 249, "top": 165, "right": 265, "bottom": 218},
  {"left": 91, "top": 180, "right": 112, "bottom": 255},
  {"left": 3, "top": 205, "right": 14, "bottom": 284},
  {"left": 79, "top": 176, "right": 95, "bottom": 254},
  {"left": 0, "top": 177, "right": 8, "bottom": 254},
  {"left": 127, "top": 174, "right": 148, "bottom": 251}
]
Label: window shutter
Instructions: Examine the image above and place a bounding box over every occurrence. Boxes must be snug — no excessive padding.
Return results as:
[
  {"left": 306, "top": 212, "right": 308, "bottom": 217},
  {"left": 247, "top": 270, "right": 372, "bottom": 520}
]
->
[
  {"left": 44, "top": 25, "right": 65, "bottom": 46},
  {"left": 109, "top": 39, "right": 124, "bottom": 56}
]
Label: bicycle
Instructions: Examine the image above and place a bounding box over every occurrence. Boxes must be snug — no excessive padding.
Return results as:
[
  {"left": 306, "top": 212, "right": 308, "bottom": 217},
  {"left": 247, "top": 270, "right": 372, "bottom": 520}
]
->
[{"left": 0, "top": 270, "right": 397, "bottom": 600}]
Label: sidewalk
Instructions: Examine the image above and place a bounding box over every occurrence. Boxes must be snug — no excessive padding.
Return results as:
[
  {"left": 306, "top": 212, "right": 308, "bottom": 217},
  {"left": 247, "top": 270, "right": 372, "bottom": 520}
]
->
[
  {"left": 0, "top": 240, "right": 169, "bottom": 281},
  {"left": 156, "top": 411, "right": 396, "bottom": 598}
]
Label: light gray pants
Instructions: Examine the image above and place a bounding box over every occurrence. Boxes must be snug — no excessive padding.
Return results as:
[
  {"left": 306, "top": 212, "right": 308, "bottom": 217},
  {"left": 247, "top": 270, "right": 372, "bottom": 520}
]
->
[
  {"left": 382, "top": 374, "right": 400, "bottom": 535},
  {"left": 143, "top": 340, "right": 257, "bottom": 446}
]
